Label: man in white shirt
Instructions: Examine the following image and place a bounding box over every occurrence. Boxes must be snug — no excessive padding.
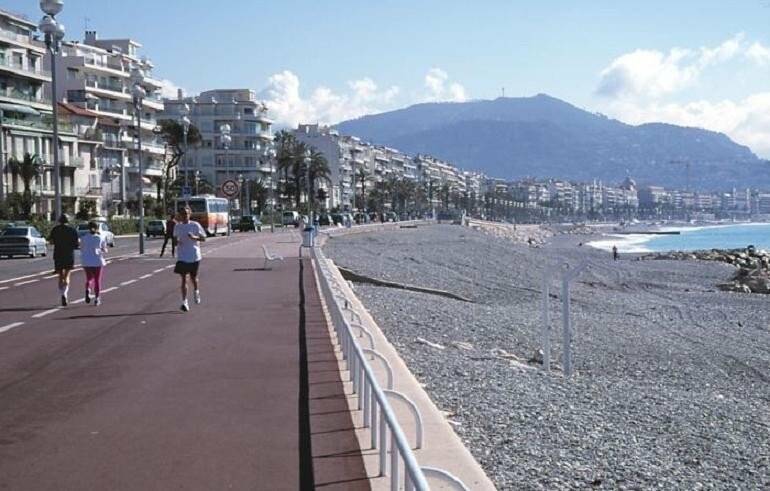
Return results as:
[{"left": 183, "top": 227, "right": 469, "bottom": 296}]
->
[{"left": 173, "top": 206, "right": 206, "bottom": 312}]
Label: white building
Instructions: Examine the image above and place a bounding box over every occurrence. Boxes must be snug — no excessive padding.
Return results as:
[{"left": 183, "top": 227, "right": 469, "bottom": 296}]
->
[
  {"left": 163, "top": 89, "right": 273, "bottom": 197},
  {"left": 54, "top": 30, "right": 166, "bottom": 213}
]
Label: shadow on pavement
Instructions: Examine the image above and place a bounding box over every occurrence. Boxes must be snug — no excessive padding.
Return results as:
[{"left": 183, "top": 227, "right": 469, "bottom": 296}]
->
[
  {"left": 64, "top": 311, "right": 181, "bottom": 319},
  {"left": 0, "top": 306, "right": 54, "bottom": 312}
]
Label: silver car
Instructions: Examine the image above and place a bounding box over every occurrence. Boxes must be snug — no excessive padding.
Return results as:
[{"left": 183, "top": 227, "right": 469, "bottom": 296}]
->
[
  {"left": 77, "top": 222, "right": 115, "bottom": 247},
  {"left": 0, "top": 226, "right": 48, "bottom": 258}
]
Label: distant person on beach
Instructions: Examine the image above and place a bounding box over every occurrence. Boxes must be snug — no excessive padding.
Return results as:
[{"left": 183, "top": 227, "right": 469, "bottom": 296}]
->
[
  {"left": 160, "top": 212, "right": 177, "bottom": 258},
  {"left": 49, "top": 214, "right": 79, "bottom": 306},
  {"left": 80, "top": 220, "right": 108, "bottom": 306},
  {"left": 612, "top": 245, "right": 619, "bottom": 261}
]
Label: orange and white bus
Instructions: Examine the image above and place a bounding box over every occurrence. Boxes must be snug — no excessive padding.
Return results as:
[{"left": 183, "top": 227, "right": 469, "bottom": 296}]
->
[{"left": 175, "top": 195, "right": 230, "bottom": 236}]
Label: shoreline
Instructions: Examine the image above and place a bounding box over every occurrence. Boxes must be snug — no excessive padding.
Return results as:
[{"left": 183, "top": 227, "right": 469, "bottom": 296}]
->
[{"left": 323, "top": 223, "right": 770, "bottom": 489}]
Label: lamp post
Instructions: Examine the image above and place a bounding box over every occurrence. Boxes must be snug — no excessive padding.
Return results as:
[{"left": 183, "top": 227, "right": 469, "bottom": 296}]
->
[
  {"left": 39, "top": 1, "right": 65, "bottom": 219},
  {"left": 220, "top": 124, "right": 231, "bottom": 236},
  {"left": 131, "top": 69, "right": 146, "bottom": 254},
  {"left": 304, "top": 148, "right": 312, "bottom": 227},
  {"left": 268, "top": 147, "right": 276, "bottom": 233},
  {"left": 194, "top": 169, "right": 201, "bottom": 195},
  {"left": 238, "top": 173, "right": 245, "bottom": 217},
  {"left": 179, "top": 103, "right": 190, "bottom": 193}
]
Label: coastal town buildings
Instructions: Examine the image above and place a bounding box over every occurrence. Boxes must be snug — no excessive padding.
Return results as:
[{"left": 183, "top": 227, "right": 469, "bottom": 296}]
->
[{"left": 163, "top": 89, "right": 274, "bottom": 200}]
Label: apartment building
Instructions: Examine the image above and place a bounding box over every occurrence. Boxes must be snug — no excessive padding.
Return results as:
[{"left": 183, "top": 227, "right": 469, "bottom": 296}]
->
[
  {"left": 0, "top": 8, "right": 87, "bottom": 217},
  {"left": 163, "top": 89, "right": 273, "bottom": 201},
  {"left": 55, "top": 30, "right": 165, "bottom": 213}
]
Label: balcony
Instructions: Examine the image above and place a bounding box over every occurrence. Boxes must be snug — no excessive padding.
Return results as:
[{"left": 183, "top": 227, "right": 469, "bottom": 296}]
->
[
  {"left": 83, "top": 57, "right": 129, "bottom": 75},
  {"left": 3, "top": 115, "right": 73, "bottom": 133},
  {"left": 85, "top": 79, "right": 128, "bottom": 97},
  {"left": 0, "top": 29, "right": 45, "bottom": 52},
  {"left": 0, "top": 56, "right": 50, "bottom": 81},
  {"left": 0, "top": 88, "right": 51, "bottom": 108}
]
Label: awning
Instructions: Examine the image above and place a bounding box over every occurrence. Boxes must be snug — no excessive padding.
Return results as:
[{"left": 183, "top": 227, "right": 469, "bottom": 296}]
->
[{"left": 0, "top": 103, "right": 40, "bottom": 116}]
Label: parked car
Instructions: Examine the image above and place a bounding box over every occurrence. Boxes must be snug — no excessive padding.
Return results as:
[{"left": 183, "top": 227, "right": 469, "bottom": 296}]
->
[
  {"left": 282, "top": 211, "right": 300, "bottom": 227},
  {"left": 317, "top": 213, "right": 331, "bottom": 226},
  {"left": 77, "top": 222, "right": 115, "bottom": 247},
  {"left": 0, "top": 226, "right": 47, "bottom": 258},
  {"left": 146, "top": 220, "right": 166, "bottom": 238},
  {"left": 238, "top": 215, "right": 262, "bottom": 232},
  {"left": 384, "top": 211, "right": 398, "bottom": 222}
]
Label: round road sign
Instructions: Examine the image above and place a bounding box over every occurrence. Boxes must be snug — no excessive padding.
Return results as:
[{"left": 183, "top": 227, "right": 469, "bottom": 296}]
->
[{"left": 221, "top": 179, "right": 240, "bottom": 198}]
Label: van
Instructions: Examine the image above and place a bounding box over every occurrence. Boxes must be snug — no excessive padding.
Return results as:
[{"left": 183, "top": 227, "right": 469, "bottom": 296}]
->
[{"left": 282, "top": 211, "right": 300, "bottom": 227}]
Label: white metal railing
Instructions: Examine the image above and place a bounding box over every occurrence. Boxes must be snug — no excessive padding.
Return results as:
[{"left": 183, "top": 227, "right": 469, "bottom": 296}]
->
[{"left": 312, "top": 246, "right": 469, "bottom": 490}]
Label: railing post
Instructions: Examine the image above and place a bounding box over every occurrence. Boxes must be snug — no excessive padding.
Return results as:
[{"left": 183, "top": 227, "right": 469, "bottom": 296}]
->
[
  {"left": 370, "top": 391, "right": 378, "bottom": 449},
  {"left": 542, "top": 274, "right": 551, "bottom": 372},
  {"left": 379, "top": 416, "right": 388, "bottom": 476},
  {"left": 391, "top": 431, "right": 399, "bottom": 490}
]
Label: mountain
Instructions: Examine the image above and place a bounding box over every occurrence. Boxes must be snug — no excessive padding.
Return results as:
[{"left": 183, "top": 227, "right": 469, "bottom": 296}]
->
[{"left": 335, "top": 94, "right": 767, "bottom": 190}]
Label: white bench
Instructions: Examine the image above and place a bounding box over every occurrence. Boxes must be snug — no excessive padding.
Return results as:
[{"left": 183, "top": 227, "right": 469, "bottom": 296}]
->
[{"left": 262, "top": 244, "right": 284, "bottom": 270}]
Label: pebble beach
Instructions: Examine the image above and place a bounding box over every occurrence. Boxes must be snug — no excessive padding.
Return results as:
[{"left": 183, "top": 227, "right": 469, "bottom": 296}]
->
[{"left": 324, "top": 224, "right": 770, "bottom": 490}]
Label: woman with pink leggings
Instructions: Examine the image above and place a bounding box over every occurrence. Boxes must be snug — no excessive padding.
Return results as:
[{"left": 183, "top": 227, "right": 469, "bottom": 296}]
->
[{"left": 79, "top": 221, "right": 108, "bottom": 306}]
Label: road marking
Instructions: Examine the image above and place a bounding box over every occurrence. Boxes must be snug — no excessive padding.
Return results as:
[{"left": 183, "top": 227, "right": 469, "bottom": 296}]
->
[
  {"left": 0, "top": 271, "right": 47, "bottom": 285},
  {"left": 71, "top": 298, "right": 85, "bottom": 305},
  {"left": 32, "top": 308, "right": 61, "bottom": 319},
  {"left": 153, "top": 268, "right": 164, "bottom": 273},
  {"left": 164, "top": 265, "right": 174, "bottom": 269},
  {"left": 120, "top": 279, "right": 137, "bottom": 286},
  {"left": 15, "top": 279, "right": 39, "bottom": 286},
  {"left": 0, "top": 321, "right": 24, "bottom": 334},
  {"left": 101, "top": 286, "right": 118, "bottom": 293},
  {"left": 139, "top": 274, "right": 152, "bottom": 279},
  {"left": 44, "top": 274, "right": 58, "bottom": 279},
  {"left": 0, "top": 286, "right": 8, "bottom": 291}
]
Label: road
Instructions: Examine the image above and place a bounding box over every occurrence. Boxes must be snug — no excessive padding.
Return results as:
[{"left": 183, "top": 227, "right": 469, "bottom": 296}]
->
[{"left": 0, "top": 229, "right": 321, "bottom": 490}]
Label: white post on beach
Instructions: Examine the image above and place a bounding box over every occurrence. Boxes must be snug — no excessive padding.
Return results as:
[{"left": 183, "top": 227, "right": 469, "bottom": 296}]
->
[
  {"left": 560, "top": 262, "right": 588, "bottom": 378},
  {"left": 542, "top": 274, "right": 552, "bottom": 373}
]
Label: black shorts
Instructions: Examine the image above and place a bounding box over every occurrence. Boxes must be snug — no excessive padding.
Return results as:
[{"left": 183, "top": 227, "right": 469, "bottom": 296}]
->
[
  {"left": 174, "top": 260, "right": 200, "bottom": 276},
  {"left": 54, "top": 257, "right": 75, "bottom": 272}
]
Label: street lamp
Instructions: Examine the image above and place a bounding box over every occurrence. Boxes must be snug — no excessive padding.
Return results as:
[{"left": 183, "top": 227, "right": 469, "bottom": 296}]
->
[
  {"left": 131, "top": 68, "right": 147, "bottom": 254},
  {"left": 238, "top": 173, "right": 245, "bottom": 217},
  {"left": 179, "top": 103, "right": 190, "bottom": 193},
  {"left": 267, "top": 146, "right": 276, "bottom": 233},
  {"left": 304, "top": 148, "right": 312, "bottom": 226},
  {"left": 220, "top": 124, "right": 231, "bottom": 236},
  {"left": 39, "top": 1, "right": 65, "bottom": 219},
  {"left": 194, "top": 169, "right": 201, "bottom": 195}
]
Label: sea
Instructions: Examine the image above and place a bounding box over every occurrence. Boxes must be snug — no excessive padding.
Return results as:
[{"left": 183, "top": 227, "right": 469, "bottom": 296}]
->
[{"left": 589, "top": 223, "right": 770, "bottom": 253}]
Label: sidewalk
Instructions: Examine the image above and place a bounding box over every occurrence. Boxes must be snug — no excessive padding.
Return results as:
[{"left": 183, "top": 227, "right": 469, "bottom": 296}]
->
[{"left": 0, "top": 232, "right": 346, "bottom": 490}]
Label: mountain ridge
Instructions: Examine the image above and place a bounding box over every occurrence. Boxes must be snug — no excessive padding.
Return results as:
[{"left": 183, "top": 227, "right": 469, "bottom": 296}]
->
[{"left": 335, "top": 94, "right": 765, "bottom": 190}]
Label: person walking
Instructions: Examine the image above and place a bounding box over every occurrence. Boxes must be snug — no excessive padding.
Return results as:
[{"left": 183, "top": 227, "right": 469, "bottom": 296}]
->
[
  {"left": 49, "top": 214, "right": 79, "bottom": 306},
  {"left": 160, "top": 212, "right": 177, "bottom": 258},
  {"left": 173, "top": 206, "right": 206, "bottom": 312},
  {"left": 80, "top": 220, "right": 108, "bottom": 306},
  {"left": 612, "top": 245, "right": 619, "bottom": 261}
]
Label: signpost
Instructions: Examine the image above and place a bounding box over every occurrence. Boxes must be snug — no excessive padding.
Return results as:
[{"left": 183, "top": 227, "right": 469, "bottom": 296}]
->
[
  {"left": 181, "top": 185, "right": 192, "bottom": 198},
  {"left": 221, "top": 179, "right": 240, "bottom": 237}
]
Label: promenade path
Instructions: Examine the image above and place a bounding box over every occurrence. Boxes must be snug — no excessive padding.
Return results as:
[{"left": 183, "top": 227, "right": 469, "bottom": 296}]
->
[{"left": 0, "top": 230, "right": 365, "bottom": 490}]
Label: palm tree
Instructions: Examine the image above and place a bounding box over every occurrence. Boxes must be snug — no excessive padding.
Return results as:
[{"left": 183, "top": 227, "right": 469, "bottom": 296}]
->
[
  {"left": 8, "top": 153, "right": 41, "bottom": 218},
  {"left": 273, "top": 130, "right": 297, "bottom": 209},
  {"left": 247, "top": 180, "right": 269, "bottom": 213},
  {"left": 157, "top": 118, "right": 202, "bottom": 210},
  {"left": 356, "top": 166, "right": 370, "bottom": 211},
  {"left": 305, "top": 148, "right": 331, "bottom": 212}
]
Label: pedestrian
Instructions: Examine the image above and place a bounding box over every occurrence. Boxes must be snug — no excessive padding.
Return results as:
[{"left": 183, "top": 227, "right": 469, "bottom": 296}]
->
[
  {"left": 49, "top": 214, "right": 79, "bottom": 306},
  {"left": 612, "top": 245, "right": 619, "bottom": 261},
  {"left": 173, "top": 206, "right": 206, "bottom": 312},
  {"left": 160, "top": 212, "right": 177, "bottom": 258},
  {"left": 80, "top": 220, "right": 108, "bottom": 306}
]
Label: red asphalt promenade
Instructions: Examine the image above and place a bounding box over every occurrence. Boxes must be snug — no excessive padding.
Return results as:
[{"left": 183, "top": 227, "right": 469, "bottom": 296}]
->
[{"left": 0, "top": 230, "right": 365, "bottom": 490}]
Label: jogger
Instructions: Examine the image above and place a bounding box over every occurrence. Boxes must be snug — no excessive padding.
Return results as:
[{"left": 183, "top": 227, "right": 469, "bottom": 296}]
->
[
  {"left": 160, "top": 213, "right": 177, "bottom": 258},
  {"left": 49, "top": 214, "right": 79, "bottom": 306},
  {"left": 80, "top": 221, "right": 108, "bottom": 306},
  {"left": 173, "top": 206, "right": 206, "bottom": 312}
]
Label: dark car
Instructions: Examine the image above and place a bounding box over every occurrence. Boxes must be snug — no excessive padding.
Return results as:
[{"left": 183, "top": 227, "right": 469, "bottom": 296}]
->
[
  {"left": 384, "top": 211, "right": 398, "bottom": 222},
  {"left": 238, "top": 215, "right": 262, "bottom": 232},
  {"left": 330, "top": 213, "right": 343, "bottom": 226},
  {"left": 318, "top": 213, "right": 331, "bottom": 226}
]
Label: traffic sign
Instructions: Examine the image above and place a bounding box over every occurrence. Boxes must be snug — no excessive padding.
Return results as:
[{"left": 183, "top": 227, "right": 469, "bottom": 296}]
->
[
  {"left": 181, "top": 185, "right": 192, "bottom": 197},
  {"left": 221, "top": 179, "right": 240, "bottom": 198}
]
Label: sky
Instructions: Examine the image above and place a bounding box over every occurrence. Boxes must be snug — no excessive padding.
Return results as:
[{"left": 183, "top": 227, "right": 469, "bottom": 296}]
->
[{"left": 8, "top": 0, "right": 770, "bottom": 156}]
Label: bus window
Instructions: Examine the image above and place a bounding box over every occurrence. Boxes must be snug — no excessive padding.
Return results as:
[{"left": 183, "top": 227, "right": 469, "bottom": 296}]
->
[{"left": 177, "top": 199, "right": 206, "bottom": 213}]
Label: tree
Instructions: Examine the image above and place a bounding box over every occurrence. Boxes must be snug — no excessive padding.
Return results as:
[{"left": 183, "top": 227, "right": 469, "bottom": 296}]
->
[
  {"left": 247, "top": 180, "right": 269, "bottom": 214},
  {"left": 156, "top": 119, "right": 202, "bottom": 211},
  {"left": 8, "top": 153, "right": 41, "bottom": 219},
  {"left": 356, "top": 166, "right": 371, "bottom": 211},
  {"left": 305, "top": 148, "right": 331, "bottom": 213}
]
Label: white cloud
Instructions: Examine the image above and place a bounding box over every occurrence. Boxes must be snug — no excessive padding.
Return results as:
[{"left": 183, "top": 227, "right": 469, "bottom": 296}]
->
[
  {"left": 596, "top": 34, "right": 770, "bottom": 157},
  {"left": 746, "top": 41, "right": 770, "bottom": 66},
  {"left": 423, "top": 68, "right": 468, "bottom": 102},
  {"left": 259, "top": 68, "right": 466, "bottom": 128},
  {"left": 259, "top": 70, "right": 401, "bottom": 128},
  {"left": 158, "top": 79, "right": 185, "bottom": 100},
  {"left": 596, "top": 34, "right": 745, "bottom": 99}
]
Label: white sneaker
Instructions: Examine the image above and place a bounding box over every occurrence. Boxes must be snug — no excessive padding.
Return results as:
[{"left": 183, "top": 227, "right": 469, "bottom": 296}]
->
[
  {"left": 94, "top": 297, "right": 101, "bottom": 306},
  {"left": 193, "top": 290, "right": 201, "bottom": 304},
  {"left": 180, "top": 299, "right": 190, "bottom": 312}
]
